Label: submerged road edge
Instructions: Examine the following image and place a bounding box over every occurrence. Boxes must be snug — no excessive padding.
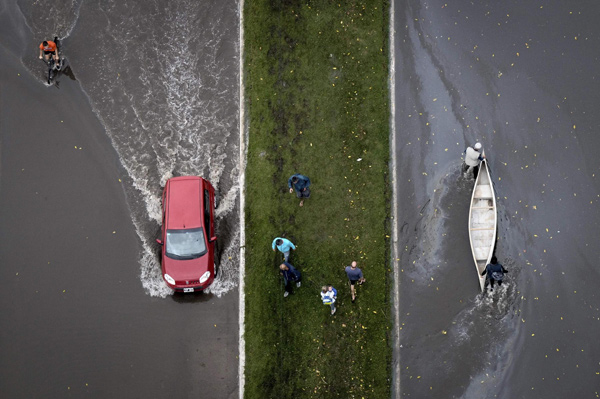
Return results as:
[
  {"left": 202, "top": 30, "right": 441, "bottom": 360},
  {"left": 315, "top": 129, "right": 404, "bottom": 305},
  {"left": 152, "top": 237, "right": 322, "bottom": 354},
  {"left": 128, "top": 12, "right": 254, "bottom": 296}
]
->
[
  {"left": 238, "top": 0, "right": 246, "bottom": 397},
  {"left": 389, "top": 0, "right": 401, "bottom": 397}
]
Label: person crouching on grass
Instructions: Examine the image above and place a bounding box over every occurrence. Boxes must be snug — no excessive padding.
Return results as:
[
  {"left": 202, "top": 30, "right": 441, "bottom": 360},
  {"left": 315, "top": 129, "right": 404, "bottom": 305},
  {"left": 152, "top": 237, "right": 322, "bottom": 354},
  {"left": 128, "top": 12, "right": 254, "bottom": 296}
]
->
[
  {"left": 280, "top": 262, "right": 301, "bottom": 298},
  {"left": 320, "top": 285, "right": 337, "bottom": 315}
]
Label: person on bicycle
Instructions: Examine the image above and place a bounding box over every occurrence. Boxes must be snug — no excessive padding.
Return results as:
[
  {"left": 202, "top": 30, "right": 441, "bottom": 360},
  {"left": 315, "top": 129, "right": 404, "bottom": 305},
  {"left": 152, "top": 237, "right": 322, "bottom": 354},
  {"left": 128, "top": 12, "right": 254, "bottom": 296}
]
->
[{"left": 39, "top": 40, "right": 59, "bottom": 64}]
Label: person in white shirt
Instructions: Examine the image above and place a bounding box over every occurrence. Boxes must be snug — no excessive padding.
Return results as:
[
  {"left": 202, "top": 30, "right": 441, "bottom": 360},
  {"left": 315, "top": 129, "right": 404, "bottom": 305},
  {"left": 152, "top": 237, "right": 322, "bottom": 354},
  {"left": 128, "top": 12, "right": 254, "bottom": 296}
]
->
[
  {"left": 463, "top": 142, "right": 485, "bottom": 179},
  {"left": 320, "top": 285, "right": 337, "bottom": 315}
]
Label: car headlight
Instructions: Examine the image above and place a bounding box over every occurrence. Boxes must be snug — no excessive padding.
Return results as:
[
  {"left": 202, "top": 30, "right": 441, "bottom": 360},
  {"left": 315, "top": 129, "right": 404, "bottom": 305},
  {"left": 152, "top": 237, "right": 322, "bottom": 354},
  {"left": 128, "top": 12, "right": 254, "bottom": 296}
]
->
[
  {"left": 164, "top": 274, "right": 175, "bottom": 285},
  {"left": 199, "top": 271, "right": 211, "bottom": 284}
]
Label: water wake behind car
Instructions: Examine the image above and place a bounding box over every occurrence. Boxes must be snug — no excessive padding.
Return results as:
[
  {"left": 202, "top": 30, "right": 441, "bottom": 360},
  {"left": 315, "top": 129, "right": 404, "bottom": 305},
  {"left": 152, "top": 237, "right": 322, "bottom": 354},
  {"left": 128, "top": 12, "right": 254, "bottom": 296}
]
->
[{"left": 19, "top": 0, "right": 240, "bottom": 297}]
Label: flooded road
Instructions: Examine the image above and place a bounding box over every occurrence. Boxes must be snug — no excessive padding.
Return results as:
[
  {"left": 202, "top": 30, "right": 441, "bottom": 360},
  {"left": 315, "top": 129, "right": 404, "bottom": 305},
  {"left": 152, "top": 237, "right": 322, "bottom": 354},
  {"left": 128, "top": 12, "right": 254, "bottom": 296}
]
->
[
  {"left": 393, "top": 0, "right": 600, "bottom": 397},
  {"left": 15, "top": 0, "right": 240, "bottom": 297},
  {"left": 0, "top": 0, "right": 240, "bottom": 397}
]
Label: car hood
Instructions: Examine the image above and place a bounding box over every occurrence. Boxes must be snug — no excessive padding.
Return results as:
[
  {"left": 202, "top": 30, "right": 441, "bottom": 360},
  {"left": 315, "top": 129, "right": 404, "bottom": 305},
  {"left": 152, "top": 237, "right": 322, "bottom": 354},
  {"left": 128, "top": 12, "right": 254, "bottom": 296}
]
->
[{"left": 163, "top": 254, "right": 211, "bottom": 281}]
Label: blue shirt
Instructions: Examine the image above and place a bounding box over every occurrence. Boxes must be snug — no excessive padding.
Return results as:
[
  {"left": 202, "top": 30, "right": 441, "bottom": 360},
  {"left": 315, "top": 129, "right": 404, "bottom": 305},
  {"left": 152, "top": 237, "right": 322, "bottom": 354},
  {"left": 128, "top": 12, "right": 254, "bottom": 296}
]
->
[
  {"left": 288, "top": 174, "right": 311, "bottom": 191},
  {"left": 272, "top": 237, "right": 296, "bottom": 253},
  {"left": 345, "top": 266, "right": 363, "bottom": 281}
]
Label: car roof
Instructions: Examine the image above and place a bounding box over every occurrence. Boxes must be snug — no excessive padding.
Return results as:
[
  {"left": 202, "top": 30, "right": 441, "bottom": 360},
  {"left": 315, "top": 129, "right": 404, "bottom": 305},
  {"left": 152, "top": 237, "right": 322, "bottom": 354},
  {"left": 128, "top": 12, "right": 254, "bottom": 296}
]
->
[{"left": 165, "top": 177, "right": 204, "bottom": 230}]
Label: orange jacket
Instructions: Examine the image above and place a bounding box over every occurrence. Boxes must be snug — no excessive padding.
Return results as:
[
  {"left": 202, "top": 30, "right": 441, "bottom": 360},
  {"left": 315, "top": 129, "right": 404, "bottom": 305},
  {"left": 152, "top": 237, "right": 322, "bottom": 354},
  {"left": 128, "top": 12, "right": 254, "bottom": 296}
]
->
[{"left": 39, "top": 41, "right": 57, "bottom": 52}]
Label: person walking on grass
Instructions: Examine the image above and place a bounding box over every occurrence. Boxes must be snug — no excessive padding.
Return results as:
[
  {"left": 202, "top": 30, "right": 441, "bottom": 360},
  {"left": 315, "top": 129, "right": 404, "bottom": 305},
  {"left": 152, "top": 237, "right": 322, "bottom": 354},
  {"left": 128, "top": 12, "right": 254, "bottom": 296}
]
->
[
  {"left": 272, "top": 237, "right": 296, "bottom": 262},
  {"left": 288, "top": 173, "right": 311, "bottom": 207},
  {"left": 321, "top": 285, "right": 337, "bottom": 315},
  {"left": 480, "top": 256, "right": 508, "bottom": 292},
  {"left": 345, "top": 261, "right": 365, "bottom": 303},
  {"left": 280, "top": 262, "right": 301, "bottom": 298}
]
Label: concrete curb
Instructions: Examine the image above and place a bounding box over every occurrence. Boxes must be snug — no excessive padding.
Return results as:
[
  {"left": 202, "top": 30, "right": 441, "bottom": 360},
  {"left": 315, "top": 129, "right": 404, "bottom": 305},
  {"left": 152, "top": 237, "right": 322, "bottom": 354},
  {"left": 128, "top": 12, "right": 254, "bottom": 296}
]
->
[
  {"left": 238, "top": 0, "right": 246, "bottom": 397},
  {"left": 389, "top": 0, "right": 401, "bottom": 397}
]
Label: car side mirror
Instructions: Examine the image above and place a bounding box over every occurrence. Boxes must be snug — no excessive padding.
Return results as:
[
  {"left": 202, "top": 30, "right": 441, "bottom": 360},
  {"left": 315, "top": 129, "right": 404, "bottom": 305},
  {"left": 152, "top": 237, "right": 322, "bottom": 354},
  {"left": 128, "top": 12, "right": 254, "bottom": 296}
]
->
[
  {"left": 156, "top": 239, "right": 163, "bottom": 245},
  {"left": 210, "top": 236, "right": 217, "bottom": 242}
]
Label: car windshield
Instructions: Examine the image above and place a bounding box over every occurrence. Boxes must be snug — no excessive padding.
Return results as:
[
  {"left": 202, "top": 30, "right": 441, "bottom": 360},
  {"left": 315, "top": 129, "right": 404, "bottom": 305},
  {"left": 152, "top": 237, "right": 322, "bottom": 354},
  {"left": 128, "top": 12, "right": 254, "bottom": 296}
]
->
[{"left": 165, "top": 228, "right": 207, "bottom": 260}]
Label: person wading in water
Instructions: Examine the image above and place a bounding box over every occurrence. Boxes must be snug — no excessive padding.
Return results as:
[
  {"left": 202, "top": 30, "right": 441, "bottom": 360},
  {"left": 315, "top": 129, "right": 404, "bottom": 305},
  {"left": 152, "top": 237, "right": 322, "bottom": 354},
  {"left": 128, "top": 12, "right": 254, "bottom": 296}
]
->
[{"left": 481, "top": 256, "right": 508, "bottom": 292}]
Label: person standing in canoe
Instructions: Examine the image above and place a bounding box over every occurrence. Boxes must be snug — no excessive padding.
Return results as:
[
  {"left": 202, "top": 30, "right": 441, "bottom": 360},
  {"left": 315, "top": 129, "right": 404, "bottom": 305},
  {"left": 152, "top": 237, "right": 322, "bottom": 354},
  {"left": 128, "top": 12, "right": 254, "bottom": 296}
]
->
[
  {"left": 463, "top": 142, "right": 486, "bottom": 179},
  {"left": 481, "top": 256, "right": 508, "bottom": 291}
]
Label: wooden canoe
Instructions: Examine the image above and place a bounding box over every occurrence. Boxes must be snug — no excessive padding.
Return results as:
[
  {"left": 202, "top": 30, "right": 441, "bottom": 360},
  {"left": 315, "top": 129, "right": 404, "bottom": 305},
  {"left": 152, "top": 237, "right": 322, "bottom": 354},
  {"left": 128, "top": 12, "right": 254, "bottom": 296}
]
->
[{"left": 468, "top": 156, "right": 497, "bottom": 291}]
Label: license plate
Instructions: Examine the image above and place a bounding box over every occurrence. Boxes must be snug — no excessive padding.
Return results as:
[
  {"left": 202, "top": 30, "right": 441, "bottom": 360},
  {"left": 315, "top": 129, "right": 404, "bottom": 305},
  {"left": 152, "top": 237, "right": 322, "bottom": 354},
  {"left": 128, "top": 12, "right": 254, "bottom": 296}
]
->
[{"left": 183, "top": 288, "right": 194, "bottom": 293}]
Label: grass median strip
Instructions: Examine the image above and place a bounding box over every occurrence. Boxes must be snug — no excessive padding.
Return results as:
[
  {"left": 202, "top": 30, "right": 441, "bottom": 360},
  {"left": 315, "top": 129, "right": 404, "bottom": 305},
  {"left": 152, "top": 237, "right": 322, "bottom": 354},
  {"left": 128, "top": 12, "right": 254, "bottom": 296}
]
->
[{"left": 243, "top": 1, "right": 390, "bottom": 397}]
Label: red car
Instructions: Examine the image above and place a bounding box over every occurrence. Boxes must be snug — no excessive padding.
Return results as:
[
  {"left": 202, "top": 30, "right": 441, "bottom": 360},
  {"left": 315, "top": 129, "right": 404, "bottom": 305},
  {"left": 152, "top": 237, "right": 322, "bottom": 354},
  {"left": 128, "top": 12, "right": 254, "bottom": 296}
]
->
[{"left": 157, "top": 176, "right": 217, "bottom": 292}]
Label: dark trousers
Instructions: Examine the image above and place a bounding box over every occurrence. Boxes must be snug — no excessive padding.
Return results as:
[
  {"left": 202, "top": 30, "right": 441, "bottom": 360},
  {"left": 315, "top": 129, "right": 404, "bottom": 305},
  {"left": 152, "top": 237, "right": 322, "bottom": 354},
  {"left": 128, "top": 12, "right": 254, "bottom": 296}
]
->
[
  {"left": 284, "top": 276, "right": 301, "bottom": 293},
  {"left": 463, "top": 163, "right": 480, "bottom": 180},
  {"left": 295, "top": 187, "right": 311, "bottom": 198},
  {"left": 485, "top": 278, "right": 503, "bottom": 289}
]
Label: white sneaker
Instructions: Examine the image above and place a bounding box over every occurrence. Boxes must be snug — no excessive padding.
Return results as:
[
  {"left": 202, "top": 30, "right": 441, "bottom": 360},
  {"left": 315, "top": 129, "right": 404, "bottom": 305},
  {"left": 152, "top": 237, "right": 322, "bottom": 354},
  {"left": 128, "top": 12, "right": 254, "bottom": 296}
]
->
[
  {"left": 296, "top": 281, "right": 301, "bottom": 288},
  {"left": 283, "top": 291, "right": 289, "bottom": 298},
  {"left": 331, "top": 308, "right": 336, "bottom": 315}
]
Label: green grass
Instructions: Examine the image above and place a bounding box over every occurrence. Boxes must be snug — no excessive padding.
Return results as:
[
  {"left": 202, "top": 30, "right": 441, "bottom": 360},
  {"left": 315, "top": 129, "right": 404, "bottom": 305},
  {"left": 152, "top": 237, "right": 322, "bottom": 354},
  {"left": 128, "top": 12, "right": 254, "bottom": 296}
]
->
[{"left": 244, "top": 1, "right": 390, "bottom": 397}]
